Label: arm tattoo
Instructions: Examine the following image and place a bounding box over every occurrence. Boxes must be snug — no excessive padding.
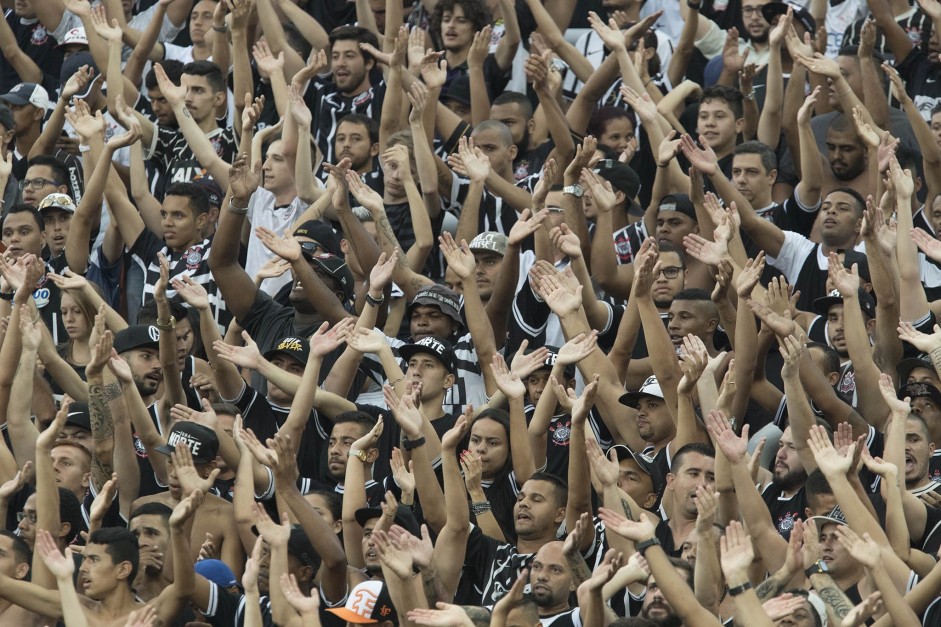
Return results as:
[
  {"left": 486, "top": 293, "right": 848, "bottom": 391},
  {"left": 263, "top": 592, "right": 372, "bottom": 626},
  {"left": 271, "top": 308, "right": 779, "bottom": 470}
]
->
[
  {"left": 817, "top": 585, "right": 853, "bottom": 619},
  {"left": 620, "top": 497, "right": 635, "bottom": 522},
  {"left": 565, "top": 550, "right": 593, "bottom": 587},
  {"left": 102, "top": 381, "right": 123, "bottom": 403},
  {"left": 88, "top": 384, "right": 115, "bottom": 443},
  {"left": 755, "top": 573, "right": 788, "bottom": 601}
]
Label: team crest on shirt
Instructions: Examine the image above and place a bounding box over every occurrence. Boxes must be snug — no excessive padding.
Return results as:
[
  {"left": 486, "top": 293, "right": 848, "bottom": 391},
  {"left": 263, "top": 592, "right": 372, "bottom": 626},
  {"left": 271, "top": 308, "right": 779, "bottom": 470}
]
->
[
  {"left": 514, "top": 161, "right": 529, "bottom": 182},
  {"left": 777, "top": 511, "right": 796, "bottom": 533},
  {"left": 549, "top": 420, "right": 572, "bottom": 446},
  {"left": 31, "top": 25, "right": 49, "bottom": 46},
  {"left": 352, "top": 91, "right": 372, "bottom": 106},
  {"left": 185, "top": 247, "right": 203, "bottom": 270},
  {"left": 839, "top": 370, "right": 856, "bottom": 395},
  {"left": 210, "top": 136, "right": 224, "bottom": 156},
  {"left": 133, "top": 433, "right": 148, "bottom": 458}
]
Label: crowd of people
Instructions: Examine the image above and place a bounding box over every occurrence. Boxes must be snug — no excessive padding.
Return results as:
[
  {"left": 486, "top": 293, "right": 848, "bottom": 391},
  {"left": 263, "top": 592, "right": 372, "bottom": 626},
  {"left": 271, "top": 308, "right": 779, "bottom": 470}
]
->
[{"left": 4, "top": 0, "right": 941, "bottom": 624}]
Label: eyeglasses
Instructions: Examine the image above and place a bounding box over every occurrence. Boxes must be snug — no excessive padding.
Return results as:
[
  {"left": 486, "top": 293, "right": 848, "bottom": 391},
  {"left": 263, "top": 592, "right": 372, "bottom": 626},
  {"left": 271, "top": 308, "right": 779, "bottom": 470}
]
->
[
  {"left": 18, "top": 177, "right": 61, "bottom": 191},
  {"left": 658, "top": 266, "right": 684, "bottom": 279},
  {"left": 547, "top": 206, "right": 565, "bottom": 214},
  {"left": 742, "top": 6, "right": 764, "bottom": 15},
  {"left": 16, "top": 511, "right": 37, "bottom": 524}
]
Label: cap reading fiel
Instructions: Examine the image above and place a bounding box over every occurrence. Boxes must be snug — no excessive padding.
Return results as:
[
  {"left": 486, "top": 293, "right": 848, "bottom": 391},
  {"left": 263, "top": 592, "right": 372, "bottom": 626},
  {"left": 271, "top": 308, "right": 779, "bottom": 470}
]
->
[{"left": 155, "top": 422, "right": 219, "bottom": 464}]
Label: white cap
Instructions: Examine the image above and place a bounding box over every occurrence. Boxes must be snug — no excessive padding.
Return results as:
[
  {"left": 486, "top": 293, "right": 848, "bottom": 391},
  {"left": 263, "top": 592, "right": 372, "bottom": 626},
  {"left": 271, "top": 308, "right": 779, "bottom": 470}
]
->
[{"left": 58, "top": 27, "right": 88, "bottom": 47}]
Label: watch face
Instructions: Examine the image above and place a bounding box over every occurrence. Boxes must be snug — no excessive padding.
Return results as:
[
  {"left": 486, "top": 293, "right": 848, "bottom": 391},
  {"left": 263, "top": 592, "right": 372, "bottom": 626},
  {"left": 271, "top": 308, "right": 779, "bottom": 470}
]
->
[{"left": 572, "top": 184, "right": 583, "bottom": 197}]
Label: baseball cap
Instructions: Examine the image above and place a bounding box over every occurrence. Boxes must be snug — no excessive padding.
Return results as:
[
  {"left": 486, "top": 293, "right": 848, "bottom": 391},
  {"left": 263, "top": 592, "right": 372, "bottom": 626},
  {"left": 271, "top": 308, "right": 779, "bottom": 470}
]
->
[
  {"left": 192, "top": 176, "right": 224, "bottom": 208},
  {"left": 154, "top": 421, "right": 220, "bottom": 464},
  {"left": 327, "top": 580, "right": 397, "bottom": 624},
  {"left": 287, "top": 526, "right": 322, "bottom": 570},
  {"left": 619, "top": 375, "right": 666, "bottom": 407},
  {"left": 442, "top": 76, "right": 471, "bottom": 107},
  {"left": 37, "top": 193, "right": 76, "bottom": 214},
  {"left": 59, "top": 52, "right": 100, "bottom": 100},
  {"left": 762, "top": 1, "right": 817, "bottom": 34},
  {"left": 408, "top": 284, "right": 463, "bottom": 327},
  {"left": 0, "top": 83, "right": 50, "bottom": 110},
  {"left": 811, "top": 288, "right": 876, "bottom": 319},
  {"left": 809, "top": 505, "right": 848, "bottom": 529},
  {"left": 308, "top": 253, "right": 354, "bottom": 301},
  {"left": 468, "top": 232, "right": 508, "bottom": 257},
  {"left": 194, "top": 559, "right": 238, "bottom": 587},
  {"left": 594, "top": 160, "right": 641, "bottom": 199},
  {"left": 898, "top": 380, "right": 941, "bottom": 408},
  {"left": 263, "top": 336, "right": 310, "bottom": 365},
  {"left": 113, "top": 325, "right": 160, "bottom": 354},
  {"left": 610, "top": 444, "right": 665, "bottom": 493},
  {"left": 517, "top": 344, "right": 575, "bottom": 379},
  {"left": 897, "top": 355, "right": 935, "bottom": 383},
  {"left": 354, "top": 505, "right": 421, "bottom": 537},
  {"left": 0, "top": 104, "right": 12, "bottom": 132},
  {"left": 658, "top": 193, "right": 697, "bottom": 222},
  {"left": 295, "top": 220, "right": 342, "bottom": 257},
  {"left": 64, "top": 402, "right": 91, "bottom": 431},
  {"left": 399, "top": 336, "right": 457, "bottom": 374},
  {"left": 57, "top": 27, "right": 89, "bottom": 48}
]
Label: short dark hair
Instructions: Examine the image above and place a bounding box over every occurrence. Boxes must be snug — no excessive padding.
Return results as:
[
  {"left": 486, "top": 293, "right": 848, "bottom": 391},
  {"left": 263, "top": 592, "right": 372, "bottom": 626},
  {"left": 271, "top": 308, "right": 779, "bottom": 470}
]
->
[
  {"left": 783, "top": 589, "right": 824, "bottom": 627},
  {"left": 657, "top": 241, "right": 686, "bottom": 265},
  {"left": 164, "top": 182, "right": 210, "bottom": 217},
  {"left": 700, "top": 85, "right": 744, "bottom": 120},
  {"left": 332, "top": 411, "right": 378, "bottom": 439},
  {"left": 826, "top": 187, "right": 866, "bottom": 217},
  {"left": 0, "top": 530, "right": 31, "bottom": 567},
  {"left": 210, "top": 402, "right": 241, "bottom": 417},
  {"left": 804, "top": 469, "right": 832, "bottom": 500},
  {"left": 527, "top": 471, "right": 568, "bottom": 507},
  {"left": 129, "top": 502, "right": 173, "bottom": 526},
  {"left": 895, "top": 143, "right": 921, "bottom": 172},
  {"left": 673, "top": 288, "right": 712, "bottom": 302},
  {"left": 2, "top": 203, "right": 44, "bottom": 231},
  {"left": 472, "top": 119, "right": 514, "bottom": 146},
  {"left": 182, "top": 60, "right": 226, "bottom": 94},
  {"left": 587, "top": 106, "right": 634, "bottom": 140},
  {"left": 27, "top": 156, "right": 69, "bottom": 187},
  {"left": 671, "top": 442, "right": 715, "bottom": 474},
  {"left": 609, "top": 618, "right": 659, "bottom": 627},
  {"left": 89, "top": 527, "right": 140, "bottom": 585},
  {"left": 806, "top": 341, "right": 840, "bottom": 375},
  {"left": 283, "top": 23, "right": 313, "bottom": 62},
  {"left": 60, "top": 488, "right": 84, "bottom": 545},
  {"left": 492, "top": 91, "right": 534, "bottom": 119},
  {"left": 734, "top": 141, "right": 778, "bottom": 174},
  {"left": 338, "top": 113, "right": 379, "bottom": 144},
  {"left": 146, "top": 59, "right": 184, "bottom": 90},
  {"left": 431, "top": 0, "right": 493, "bottom": 39},
  {"left": 307, "top": 489, "right": 342, "bottom": 521},
  {"left": 328, "top": 25, "right": 379, "bottom": 63}
]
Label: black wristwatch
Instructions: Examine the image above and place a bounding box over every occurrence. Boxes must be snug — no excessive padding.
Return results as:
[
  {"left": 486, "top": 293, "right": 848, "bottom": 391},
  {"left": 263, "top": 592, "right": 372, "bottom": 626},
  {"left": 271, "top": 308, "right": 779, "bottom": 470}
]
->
[
  {"left": 636, "top": 537, "right": 661, "bottom": 556},
  {"left": 687, "top": 0, "right": 701, "bottom": 8},
  {"left": 805, "top": 559, "right": 829, "bottom": 577},
  {"left": 727, "top": 581, "right": 752, "bottom": 596}
]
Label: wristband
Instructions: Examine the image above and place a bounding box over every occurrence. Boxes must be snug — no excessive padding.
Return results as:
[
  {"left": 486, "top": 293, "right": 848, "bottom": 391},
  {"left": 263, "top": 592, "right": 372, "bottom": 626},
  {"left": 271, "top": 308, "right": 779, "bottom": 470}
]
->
[
  {"left": 229, "top": 197, "right": 249, "bottom": 215},
  {"left": 365, "top": 292, "right": 385, "bottom": 307},
  {"left": 635, "top": 537, "right": 660, "bottom": 556},
  {"left": 403, "top": 436, "right": 426, "bottom": 451},
  {"left": 79, "top": 144, "right": 91, "bottom": 153},
  {"left": 0, "top": 291, "right": 14, "bottom": 301},
  {"left": 155, "top": 317, "right": 176, "bottom": 331},
  {"left": 727, "top": 581, "right": 752, "bottom": 596},
  {"left": 212, "top": 24, "right": 228, "bottom": 33},
  {"left": 743, "top": 89, "right": 756, "bottom": 101},
  {"left": 470, "top": 501, "right": 492, "bottom": 516}
]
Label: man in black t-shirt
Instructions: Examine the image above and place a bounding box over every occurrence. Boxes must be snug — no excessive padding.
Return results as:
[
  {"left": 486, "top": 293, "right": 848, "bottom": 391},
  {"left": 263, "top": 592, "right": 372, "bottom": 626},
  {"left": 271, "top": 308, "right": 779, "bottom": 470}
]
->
[{"left": 0, "top": 4, "right": 63, "bottom": 93}]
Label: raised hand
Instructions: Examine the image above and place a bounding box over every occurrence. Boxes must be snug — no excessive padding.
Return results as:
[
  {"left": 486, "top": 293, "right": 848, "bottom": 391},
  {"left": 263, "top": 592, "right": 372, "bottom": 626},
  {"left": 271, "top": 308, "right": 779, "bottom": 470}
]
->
[
  {"left": 408, "top": 602, "right": 476, "bottom": 627},
  {"left": 678, "top": 335, "right": 709, "bottom": 393},
  {"left": 719, "top": 520, "right": 755, "bottom": 580},
  {"left": 878, "top": 372, "right": 911, "bottom": 418},
  {"left": 439, "top": 232, "right": 477, "bottom": 280},
  {"left": 292, "top": 48, "right": 328, "bottom": 89},
  {"left": 705, "top": 409, "right": 747, "bottom": 463},
  {"left": 252, "top": 504, "right": 291, "bottom": 546},
  {"left": 441, "top": 412, "right": 469, "bottom": 452},
  {"left": 170, "top": 274, "right": 210, "bottom": 311},
  {"left": 154, "top": 63, "right": 186, "bottom": 108},
  {"left": 418, "top": 50, "right": 447, "bottom": 89},
  {"left": 36, "top": 529, "right": 75, "bottom": 579},
  {"left": 65, "top": 99, "right": 105, "bottom": 141},
  {"left": 168, "top": 488, "right": 206, "bottom": 529},
  {"left": 680, "top": 134, "right": 719, "bottom": 176},
  {"left": 564, "top": 136, "right": 597, "bottom": 180},
  {"left": 255, "top": 226, "right": 302, "bottom": 262},
  {"left": 171, "top": 443, "right": 221, "bottom": 495},
  {"left": 492, "top": 353, "right": 526, "bottom": 401},
  {"left": 384, "top": 384, "right": 424, "bottom": 439},
  {"left": 580, "top": 168, "right": 617, "bottom": 215},
  {"left": 347, "top": 168, "right": 386, "bottom": 213},
  {"left": 797, "top": 85, "right": 821, "bottom": 126},
  {"left": 372, "top": 528, "right": 414, "bottom": 578},
  {"left": 538, "top": 267, "right": 583, "bottom": 317},
  {"left": 351, "top": 416, "right": 384, "bottom": 453},
  {"left": 598, "top": 506, "right": 656, "bottom": 542},
  {"left": 252, "top": 41, "right": 285, "bottom": 80},
  {"left": 587, "top": 11, "right": 627, "bottom": 52},
  {"left": 549, "top": 224, "right": 583, "bottom": 259},
  {"left": 835, "top": 526, "right": 879, "bottom": 568},
  {"left": 557, "top": 330, "right": 598, "bottom": 366},
  {"left": 735, "top": 252, "right": 765, "bottom": 298},
  {"left": 390, "top": 448, "right": 415, "bottom": 498},
  {"left": 912, "top": 227, "right": 941, "bottom": 263},
  {"left": 229, "top": 152, "right": 261, "bottom": 200},
  {"left": 684, "top": 232, "right": 727, "bottom": 267},
  {"left": 585, "top": 437, "right": 619, "bottom": 488},
  {"left": 281, "top": 573, "right": 320, "bottom": 614},
  {"left": 807, "top": 423, "right": 854, "bottom": 477},
  {"left": 619, "top": 84, "right": 659, "bottom": 125},
  {"left": 309, "top": 318, "right": 354, "bottom": 357},
  {"left": 508, "top": 208, "right": 549, "bottom": 246},
  {"left": 467, "top": 25, "right": 491, "bottom": 69}
]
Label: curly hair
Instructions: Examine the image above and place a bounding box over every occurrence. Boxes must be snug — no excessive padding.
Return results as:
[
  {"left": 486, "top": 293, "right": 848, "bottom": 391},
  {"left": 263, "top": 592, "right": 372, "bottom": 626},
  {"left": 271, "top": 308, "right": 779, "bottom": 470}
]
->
[{"left": 430, "top": 0, "right": 493, "bottom": 49}]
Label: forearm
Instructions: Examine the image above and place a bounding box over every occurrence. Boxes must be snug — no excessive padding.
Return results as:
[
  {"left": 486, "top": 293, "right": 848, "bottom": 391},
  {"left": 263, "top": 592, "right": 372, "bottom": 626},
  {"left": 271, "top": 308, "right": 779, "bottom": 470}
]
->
[
  {"left": 8, "top": 350, "right": 39, "bottom": 466},
  {"left": 168, "top": 103, "right": 231, "bottom": 188},
  {"left": 87, "top": 372, "right": 117, "bottom": 490},
  {"left": 28, "top": 95, "right": 68, "bottom": 159},
  {"left": 254, "top": 0, "right": 304, "bottom": 77},
  {"left": 693, "top": 530, "right": 721, "bottom": 610},
  {"left": 126, "top": 4, "right": 167, "bottom": 85},
  {"left": 293, "top": 125, "right": 317, "bottom": 203},
  {"left": 809, "top": 573, "right": 854, "bottom": 624}
]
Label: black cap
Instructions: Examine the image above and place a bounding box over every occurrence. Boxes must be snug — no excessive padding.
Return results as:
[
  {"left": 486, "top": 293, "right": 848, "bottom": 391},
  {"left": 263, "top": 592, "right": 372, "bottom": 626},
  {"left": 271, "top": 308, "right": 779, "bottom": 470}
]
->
[
  {"left": 0, "top": 104, "right": 13, "bottom": 132},
  {"left": 59, "top": 52, "right": 100, "bottom": 99},
  {"left": 113, "top": 325, "right": 160, "bottom": 354},
  {"left": 308, "top": 253, "right": 354, "bottom": 301},
  {"left": 295, "top": 220, "right": 342, "bottom": 257},
  {"left": 515, "top": 344, "right": 575, "bottom": 379},
  {"left": 408, "top": 285, "right": 463, "bottom": 328},
  {"left": 762, "top": 1, "right": 817, "bottom": 34},
  {"left": 898, "top": 355, "right": 935, "bottom": 383},
  {"left": 399, "top": 337, "right": 457, "bottom": 374},
  {"left": 610, "top": 444, "right": 665, "bottom": 494},
  {"left": 287, "top": 526, "right": 322, "bottom": 569},
  {"left": 594, "top": 160, "right": 641, "bottom": 199},
  {"left": 64, "top": 402, "right": 91, "bottom": 432},
  {"left": 193, "top": 176, "right": 224, "bottom": 208},
  {"left": 154, "top": 421, "right": 219, "bottom": 464},
  {"left": 812, "top": 288, "right": 876, "bottom": 319},
  {"left": 658, "top": 193, "right": 697, "bottom": 222},
  {"left": 263, "top": 336, "right": 310, "bottom": 365},
  {"left": 442, "top": 76, "right": 471, "bottom": 107},
  {"left": 898, "top": 381, "right": 941, "bottom": 408},
  {"left": 354, "top": 505, "right": 421, "bottom": 537}
]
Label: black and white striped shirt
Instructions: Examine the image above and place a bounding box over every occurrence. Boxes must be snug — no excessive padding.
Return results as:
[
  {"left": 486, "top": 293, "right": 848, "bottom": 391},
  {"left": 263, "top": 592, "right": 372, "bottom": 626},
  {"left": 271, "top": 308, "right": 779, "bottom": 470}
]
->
[
  {"left": 129, "top": 230, "right": 229, "bottom": 332},
  {"left": 307, "top": 78, "right": 386, "bottom": 165},
  {"left": 144, "top": 124, "right": 238, "bottom": 199}
]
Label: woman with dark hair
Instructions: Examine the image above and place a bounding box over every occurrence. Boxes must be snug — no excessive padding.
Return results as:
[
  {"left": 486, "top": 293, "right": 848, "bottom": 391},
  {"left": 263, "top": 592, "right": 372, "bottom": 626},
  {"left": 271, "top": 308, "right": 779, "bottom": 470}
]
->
[{"left": 587, "top": 106, "right": 638, "bottom": 157}]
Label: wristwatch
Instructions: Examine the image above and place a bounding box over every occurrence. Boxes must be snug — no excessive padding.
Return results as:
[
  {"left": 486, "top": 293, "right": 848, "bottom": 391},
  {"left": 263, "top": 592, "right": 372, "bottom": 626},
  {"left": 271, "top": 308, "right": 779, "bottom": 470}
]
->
[
  {"left": 156, "top": 316, "right": 176, "bottom": 331},
  {"left": 562, "top": 184, "right": 584, "bottom": 198},
  {"left": 804, "top": 559, "right": 829, "bottom": 577},
  {"left": 348, "top": 448, "right": 369, "bottom": 463},
  {"left": 635, "top": 537, "right": 661, "bottom": 556}
]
